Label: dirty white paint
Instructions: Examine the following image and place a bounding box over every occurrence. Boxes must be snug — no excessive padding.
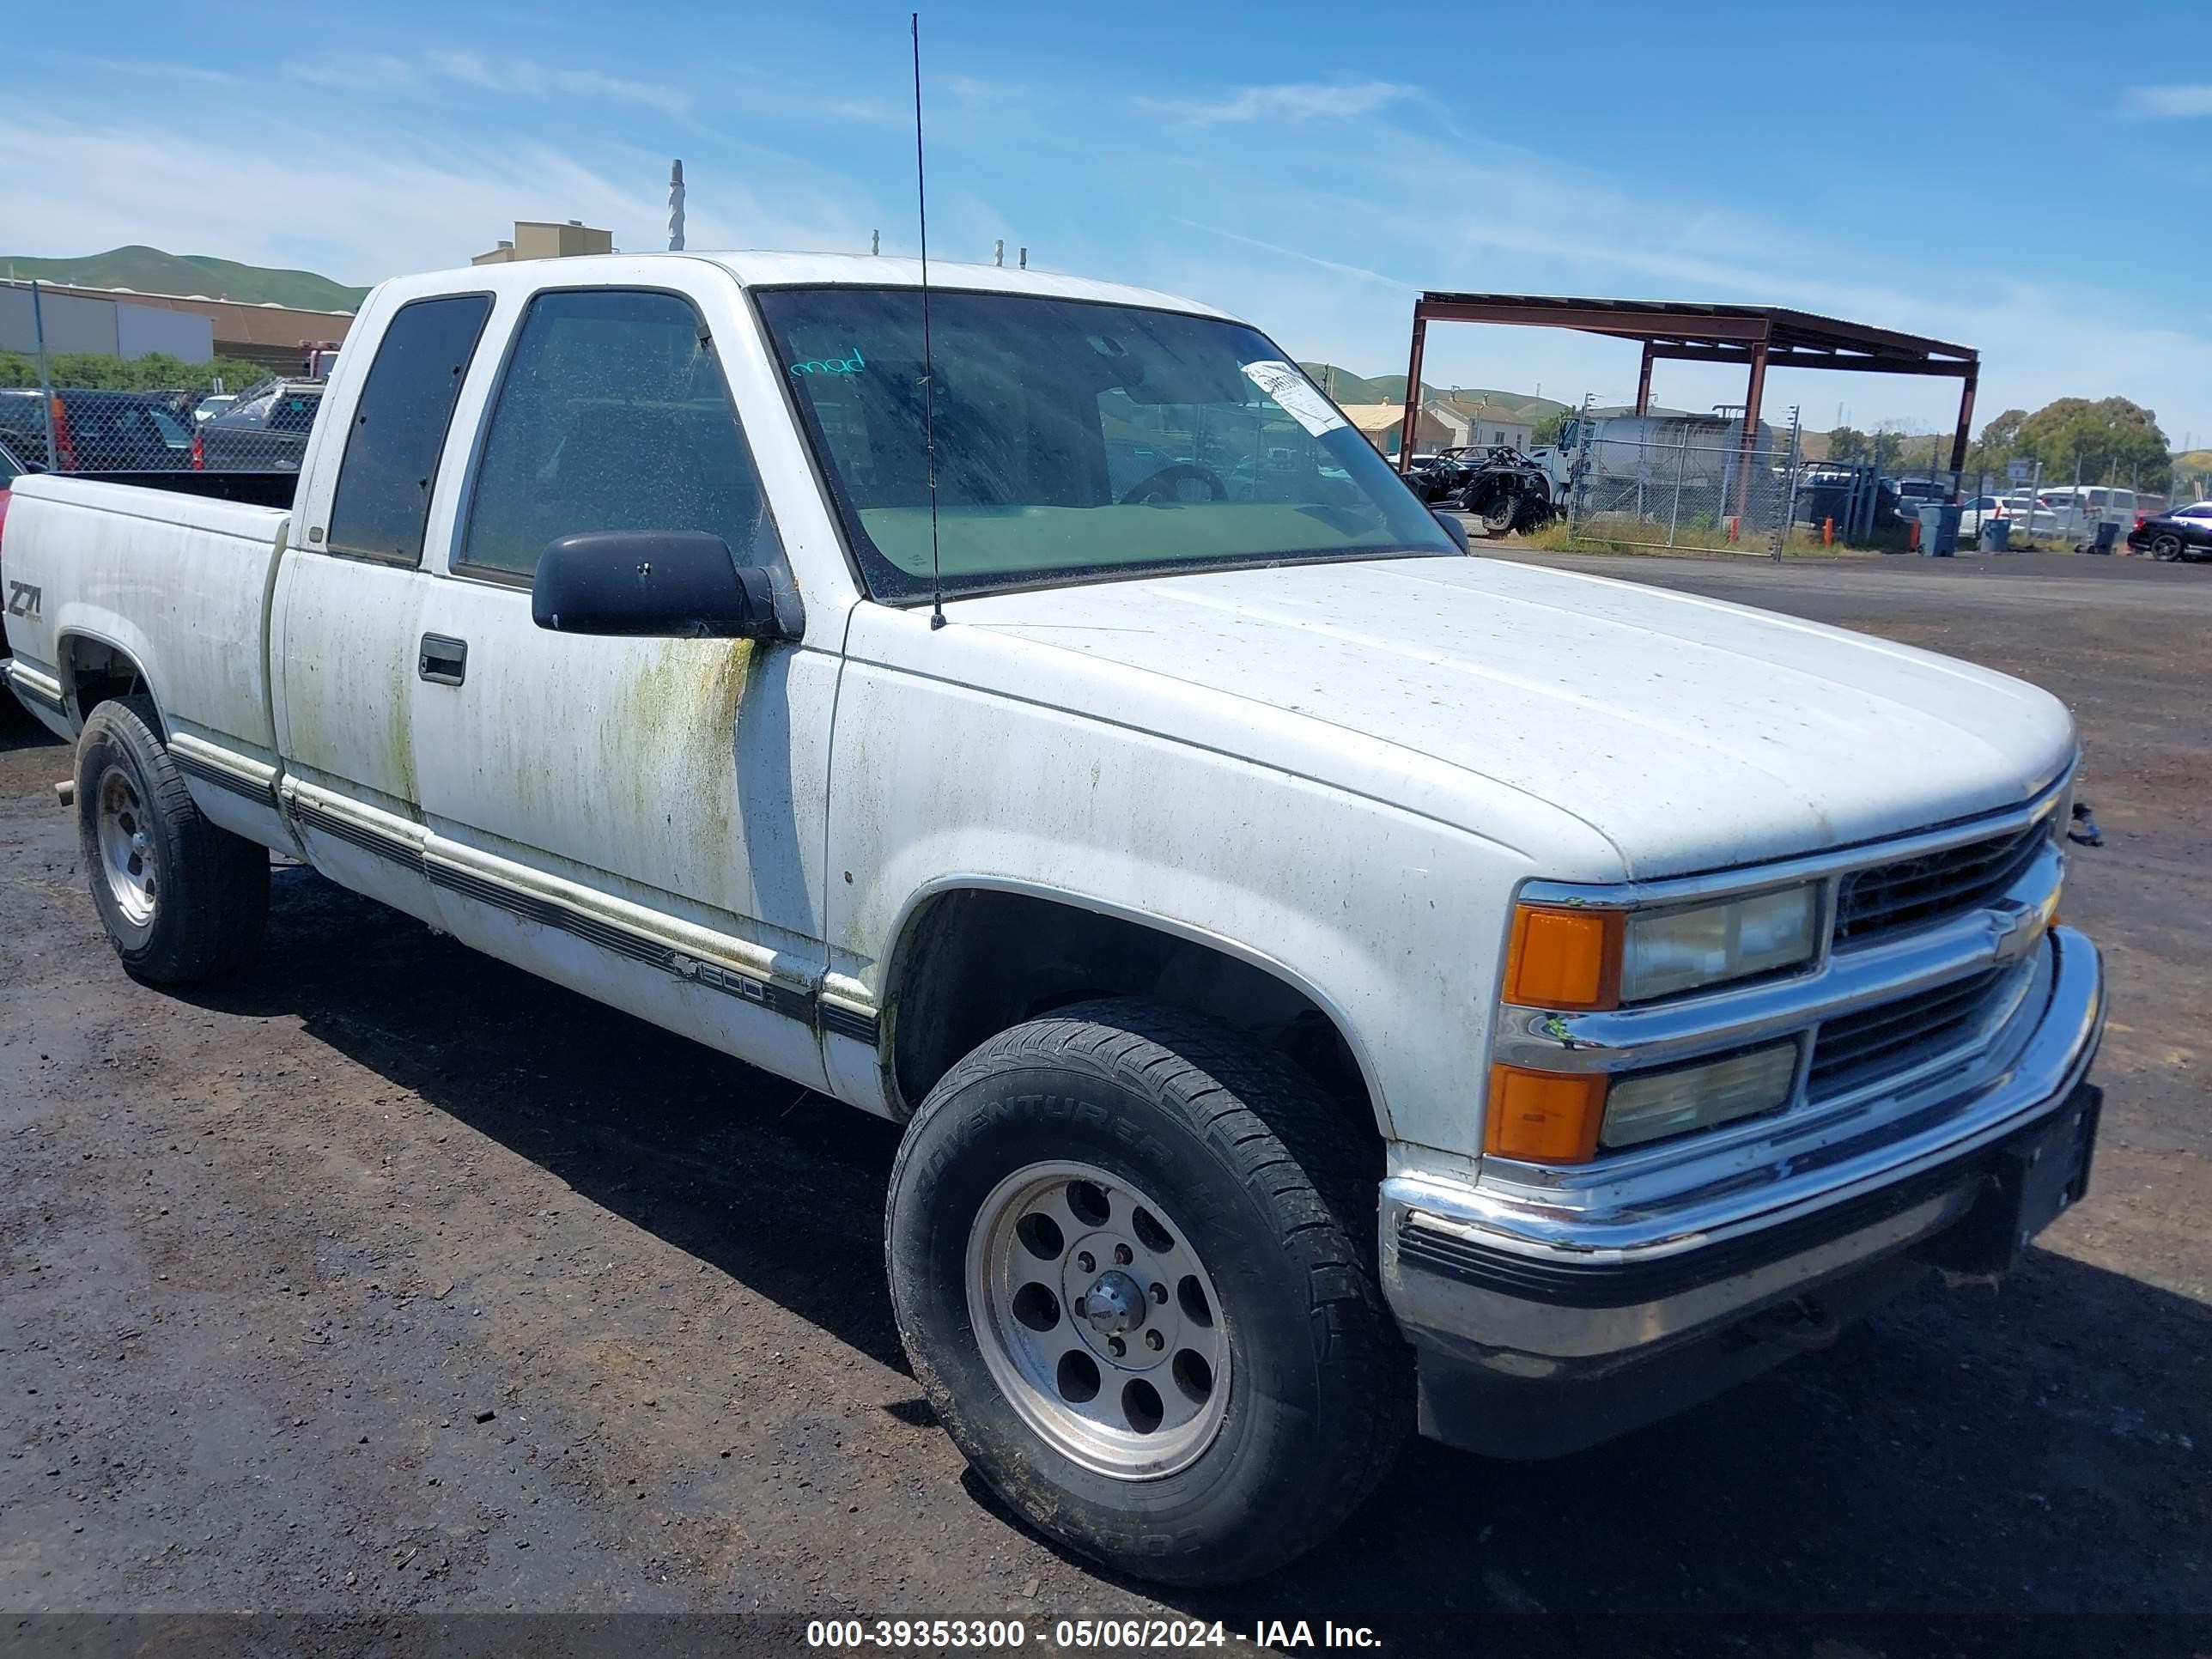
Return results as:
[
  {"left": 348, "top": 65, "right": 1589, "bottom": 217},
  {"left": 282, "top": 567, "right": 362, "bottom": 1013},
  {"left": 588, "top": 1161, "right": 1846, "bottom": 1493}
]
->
[
  {"left": 1, "top": 251, "right": 2079, "bottom": 1164},
  {"left": 932, "top": 557, "right": 2077, "bottom": 881}
]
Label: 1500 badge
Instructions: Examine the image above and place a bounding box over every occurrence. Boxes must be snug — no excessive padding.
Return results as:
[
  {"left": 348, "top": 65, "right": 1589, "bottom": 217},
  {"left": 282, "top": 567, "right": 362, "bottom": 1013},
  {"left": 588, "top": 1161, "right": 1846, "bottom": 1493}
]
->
[{"left": 5, "top": 580, "right": 39, "bottom": 620}]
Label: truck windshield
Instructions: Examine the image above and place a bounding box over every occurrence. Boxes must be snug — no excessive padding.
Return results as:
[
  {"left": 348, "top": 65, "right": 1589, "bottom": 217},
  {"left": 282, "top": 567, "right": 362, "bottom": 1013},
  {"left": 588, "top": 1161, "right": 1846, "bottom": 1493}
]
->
[{"left": 755, "top": 287, "right": 1455, "bottom": 601}]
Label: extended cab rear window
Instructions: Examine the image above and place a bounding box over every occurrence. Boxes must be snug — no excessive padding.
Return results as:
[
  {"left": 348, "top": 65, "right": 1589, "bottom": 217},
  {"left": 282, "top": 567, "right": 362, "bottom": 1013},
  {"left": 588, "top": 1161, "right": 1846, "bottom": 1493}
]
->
[{"left": 325, "top": 294, "right": 494, "bottom": 565}]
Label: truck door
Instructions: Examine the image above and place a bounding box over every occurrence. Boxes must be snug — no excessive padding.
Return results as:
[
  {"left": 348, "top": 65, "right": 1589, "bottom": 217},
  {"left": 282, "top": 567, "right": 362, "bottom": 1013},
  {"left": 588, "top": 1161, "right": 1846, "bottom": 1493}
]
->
[
  {"left": 271, "top": 291, "right": 495, "bottom": 926},
  {"left": 409, "top": 276, "right": 834, "bottom": 1090}
]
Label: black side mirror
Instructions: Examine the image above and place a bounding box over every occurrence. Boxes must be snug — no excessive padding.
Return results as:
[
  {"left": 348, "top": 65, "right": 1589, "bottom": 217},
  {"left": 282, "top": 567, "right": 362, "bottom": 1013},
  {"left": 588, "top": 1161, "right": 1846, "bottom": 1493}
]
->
[
  {"left": 531, "top": 531, "right": 797, "bottom": 640},
  {"left": 1433, "top": 507, "right": 1471, "bottom": 554}
]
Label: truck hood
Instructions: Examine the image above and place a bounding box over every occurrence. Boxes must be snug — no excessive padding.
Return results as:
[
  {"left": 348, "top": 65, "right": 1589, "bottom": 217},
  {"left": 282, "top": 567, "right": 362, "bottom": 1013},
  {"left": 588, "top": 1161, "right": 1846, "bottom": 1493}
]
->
[{"left": 940, "top": 556, "right": 2075, "bottom": 879}]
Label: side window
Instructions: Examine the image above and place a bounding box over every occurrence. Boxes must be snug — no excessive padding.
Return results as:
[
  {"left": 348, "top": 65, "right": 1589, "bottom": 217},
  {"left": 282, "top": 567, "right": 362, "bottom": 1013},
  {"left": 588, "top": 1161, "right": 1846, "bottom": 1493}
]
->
[
  {"left": 270, "top": 392, "right": 321, "bottom": 435},
  {"left": 458, "top": 289, "right": 779, "bottom": 580},
  {"left": 325, "top": 295, "right": 494, "bottom": 564}
]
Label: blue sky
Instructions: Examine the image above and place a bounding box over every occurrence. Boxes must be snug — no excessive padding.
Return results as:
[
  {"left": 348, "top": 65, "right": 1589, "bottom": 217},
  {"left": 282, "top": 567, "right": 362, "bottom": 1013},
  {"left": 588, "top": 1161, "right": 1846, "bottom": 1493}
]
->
[{"left": 8, "top": 0, "right": 2211, "bottom": 446}]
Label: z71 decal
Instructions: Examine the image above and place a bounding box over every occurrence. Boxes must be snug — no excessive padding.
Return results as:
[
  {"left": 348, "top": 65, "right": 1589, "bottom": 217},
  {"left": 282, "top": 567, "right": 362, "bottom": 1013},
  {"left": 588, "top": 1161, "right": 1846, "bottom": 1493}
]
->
[{"left": 5, "top": 581, "right": 39, "bottom": 620}]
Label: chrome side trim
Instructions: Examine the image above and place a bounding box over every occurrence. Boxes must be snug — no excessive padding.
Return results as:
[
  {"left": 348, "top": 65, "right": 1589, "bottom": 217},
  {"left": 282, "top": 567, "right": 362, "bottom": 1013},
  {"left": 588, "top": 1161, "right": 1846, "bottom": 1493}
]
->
[
  {"left": 168, "top": 732, "right": 280, "bottom": 808},
  {"left": 4, "top": 659, "right": 68, "bottom": 717},
  {"left": 420, "top": 836, "right": 817, "bottom": 1024},
  {"left": 277, "top": 781, "right": 836, "bottom": 1033},
  {"left": 283, "top": 779, "right": 428, "bottom": 869}
]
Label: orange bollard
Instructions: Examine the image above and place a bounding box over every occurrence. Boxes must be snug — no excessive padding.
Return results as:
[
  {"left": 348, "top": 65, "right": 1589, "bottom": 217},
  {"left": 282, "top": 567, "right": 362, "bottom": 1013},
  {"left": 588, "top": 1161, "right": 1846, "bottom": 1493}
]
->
[
  {"left": 1726, "top": 515, "right": 1740, "bottom": 543},
  {"left": 1908, "top": 520, "right": 1921, "bottom": 551},
  {"left": 1823, "top": 516, "right": 1834, "bottom": 546}
]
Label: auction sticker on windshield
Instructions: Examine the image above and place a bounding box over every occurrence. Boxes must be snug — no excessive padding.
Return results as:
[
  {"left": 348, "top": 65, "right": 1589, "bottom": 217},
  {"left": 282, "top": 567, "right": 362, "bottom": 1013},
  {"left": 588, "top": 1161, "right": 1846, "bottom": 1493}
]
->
[{"left": 1241, "top": 361, "right": 1347, "bottom": 438}]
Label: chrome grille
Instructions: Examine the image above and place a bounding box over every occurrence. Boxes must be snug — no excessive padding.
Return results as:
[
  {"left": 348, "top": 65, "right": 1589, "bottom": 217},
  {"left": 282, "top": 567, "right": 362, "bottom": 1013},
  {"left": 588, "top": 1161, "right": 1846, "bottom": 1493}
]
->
[
  {"left": 1833, "top": 818, "right": 2049, "bottom": 945},
  {"left": 1807, "top": 968, "right": 2008, "bottom": 1101}
]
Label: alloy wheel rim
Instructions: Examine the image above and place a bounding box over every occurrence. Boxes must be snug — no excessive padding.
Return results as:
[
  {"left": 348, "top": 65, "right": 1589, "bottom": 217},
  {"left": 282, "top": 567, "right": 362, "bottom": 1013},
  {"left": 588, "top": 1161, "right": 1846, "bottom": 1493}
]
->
[
  {"left": 966, "top": 1160, "right": 1231, "bottom": 1480},
  {"left": 95, "top": 766, "right": 160, "bottom": 927}
]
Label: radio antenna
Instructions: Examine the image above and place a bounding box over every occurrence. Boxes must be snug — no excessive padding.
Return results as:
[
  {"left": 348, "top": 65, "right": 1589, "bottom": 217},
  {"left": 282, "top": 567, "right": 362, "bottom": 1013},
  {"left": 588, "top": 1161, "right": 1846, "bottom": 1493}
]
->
[{"left": 912, "top": 12, "right": 945, "bottom": 629}]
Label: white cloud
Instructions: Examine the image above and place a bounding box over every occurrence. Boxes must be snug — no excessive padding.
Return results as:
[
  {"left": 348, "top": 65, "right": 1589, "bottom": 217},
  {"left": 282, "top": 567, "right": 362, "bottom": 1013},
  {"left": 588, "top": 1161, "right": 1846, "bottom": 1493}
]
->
[
  {"left": 77, "top": 57, "right": 240, "bottom": 87},
  {"left": 2119, "top": 83, "right": 2212, "bottom": 120},
  {"left": 0, "top": 117, "right": 859, "bottom": 288},
  {"left": 1078, "top": 106, "right": 2212, "bottom": 444},
  {"left": 287, "top": 54, "right": 417, "bottom": 93},
  {"left": 425, "top": 50, "right": 689, "bottom": 116},
  {"left": 1142, "top": 81, "right": 1418, "bottom": 129}
]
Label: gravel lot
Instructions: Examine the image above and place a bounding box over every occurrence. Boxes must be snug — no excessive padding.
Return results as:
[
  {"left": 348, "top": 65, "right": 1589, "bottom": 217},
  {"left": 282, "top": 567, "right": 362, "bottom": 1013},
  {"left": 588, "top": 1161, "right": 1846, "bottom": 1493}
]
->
[{"left": 2, "top": 549, "right": 2206, "bottom": 1648}]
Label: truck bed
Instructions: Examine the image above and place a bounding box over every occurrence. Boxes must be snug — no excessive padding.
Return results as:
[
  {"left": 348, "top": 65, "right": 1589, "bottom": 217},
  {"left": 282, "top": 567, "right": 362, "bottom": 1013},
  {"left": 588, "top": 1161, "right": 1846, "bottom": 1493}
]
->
[
  {"left": 2, "top": 473, "right": 292, "bottom": 792},
  {"left": 54, "top": 470, "right": 301, "bottom": 510}
]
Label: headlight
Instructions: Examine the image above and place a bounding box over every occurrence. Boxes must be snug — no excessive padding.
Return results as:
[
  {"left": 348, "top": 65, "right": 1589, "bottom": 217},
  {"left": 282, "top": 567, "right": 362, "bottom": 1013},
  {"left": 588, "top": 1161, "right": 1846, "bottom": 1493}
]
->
[
  {"left": 1620, "top": 884, "right": 1819, "bottom": 1002},
  {"left": 1599, "top": 1041, "right": 1799, "bottom": 1150},
  {"left": 1503, "top": 884, "right": 1820, "bottom": 1011}
]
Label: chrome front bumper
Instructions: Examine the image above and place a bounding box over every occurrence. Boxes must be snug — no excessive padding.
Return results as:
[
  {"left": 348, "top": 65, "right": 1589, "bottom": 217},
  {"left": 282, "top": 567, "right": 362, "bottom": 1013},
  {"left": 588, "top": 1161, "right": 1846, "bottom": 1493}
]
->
[{"left": 1381, "top": 925, "right": 2105, "bottom": 1383}]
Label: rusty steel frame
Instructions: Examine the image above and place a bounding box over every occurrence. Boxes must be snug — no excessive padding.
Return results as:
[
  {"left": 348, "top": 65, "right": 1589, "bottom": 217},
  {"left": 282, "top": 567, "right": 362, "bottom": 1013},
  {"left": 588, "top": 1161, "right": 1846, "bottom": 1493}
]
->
[{"left": 1395, "top": 292, "right": 1981, "bottom": 502}]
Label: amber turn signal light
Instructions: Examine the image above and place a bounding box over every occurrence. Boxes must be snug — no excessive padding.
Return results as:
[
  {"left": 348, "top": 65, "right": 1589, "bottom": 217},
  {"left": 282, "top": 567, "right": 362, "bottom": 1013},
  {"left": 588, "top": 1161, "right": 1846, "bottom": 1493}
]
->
[
  {"left": 1484, "top": 1064, "right": 1608, "bottom": 1164},
  {"left": 1503, "top": 903, "right": 1624, "bottom": 1011}
]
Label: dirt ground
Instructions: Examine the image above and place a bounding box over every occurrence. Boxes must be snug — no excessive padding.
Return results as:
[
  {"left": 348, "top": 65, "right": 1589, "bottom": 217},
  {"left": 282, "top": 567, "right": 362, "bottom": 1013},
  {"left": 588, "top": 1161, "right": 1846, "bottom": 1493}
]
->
[{"left": 2, "top": 549, "right": 2206, "bottom": 1650}]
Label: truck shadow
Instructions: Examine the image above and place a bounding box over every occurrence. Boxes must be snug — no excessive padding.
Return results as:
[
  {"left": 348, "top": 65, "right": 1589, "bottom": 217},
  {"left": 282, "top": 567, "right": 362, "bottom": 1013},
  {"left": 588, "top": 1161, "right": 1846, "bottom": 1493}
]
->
[
  {"left": 0, "top": 714, "right": 65, "bottom": 755},
  {"left": 185, "top": 863, "right": 914, "bottom": 1371},
  {"left": 181, "top": 865, "right": 2210, "bottom": 1633}
]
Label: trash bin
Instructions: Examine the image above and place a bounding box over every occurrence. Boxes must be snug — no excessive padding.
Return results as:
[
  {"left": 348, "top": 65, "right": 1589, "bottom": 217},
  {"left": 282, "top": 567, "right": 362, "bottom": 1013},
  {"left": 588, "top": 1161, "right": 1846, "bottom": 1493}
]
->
[
  {"left": 2088, "top": 520, "right": 2118, "bottom": 555},
  {"left": 1980, "top": 517, "right": 2011, "bottom": 551},
  {"left": 1917, "top": 504, "right": 1962, "bottom": 556}
]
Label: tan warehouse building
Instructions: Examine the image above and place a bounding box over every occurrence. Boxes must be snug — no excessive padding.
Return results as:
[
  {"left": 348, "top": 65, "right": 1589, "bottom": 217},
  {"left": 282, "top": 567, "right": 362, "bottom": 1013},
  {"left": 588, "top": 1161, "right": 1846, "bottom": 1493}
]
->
[
  {"left": 3, "top": 282, "right": 355, "bottom": 374},
  {"left": 472, "top": 221, "right": 615, "bottom": 264}
]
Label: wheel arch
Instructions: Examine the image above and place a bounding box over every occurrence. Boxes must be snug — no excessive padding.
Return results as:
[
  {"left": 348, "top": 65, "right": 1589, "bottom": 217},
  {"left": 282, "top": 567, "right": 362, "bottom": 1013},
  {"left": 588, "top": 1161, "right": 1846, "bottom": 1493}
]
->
[
  {"left": 57, "top": 626, "right": 161, "bottom": 736},
  {"left": 875, "top": 875, "right": 1394, "bottom": 1144}
]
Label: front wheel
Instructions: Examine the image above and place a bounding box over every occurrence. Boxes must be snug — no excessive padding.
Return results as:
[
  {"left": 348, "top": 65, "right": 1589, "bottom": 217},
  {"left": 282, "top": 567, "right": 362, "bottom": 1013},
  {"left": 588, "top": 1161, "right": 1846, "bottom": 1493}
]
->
[
  {"left": 885, "top": 999, "right": 1410, "bottom": 1586},
  {"left": 2151, "top": 533, "right": 2185, "bottom": 562}
]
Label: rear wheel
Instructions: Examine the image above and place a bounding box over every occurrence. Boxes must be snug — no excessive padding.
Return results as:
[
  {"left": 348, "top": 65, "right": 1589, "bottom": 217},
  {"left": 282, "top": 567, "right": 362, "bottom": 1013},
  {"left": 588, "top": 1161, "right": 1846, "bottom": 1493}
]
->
[
  {"left": 76, "top": 696, "right": 268, "bottom": 983},
  {"left": 1478, "top": 489, "right": 1516, "bottom": 537},
  {"left": 2151, "top": 532, "right": 2185, "bottom": 562},
  {"left": 885, "top": 998, "right": 1409, "bottom": 1586}
]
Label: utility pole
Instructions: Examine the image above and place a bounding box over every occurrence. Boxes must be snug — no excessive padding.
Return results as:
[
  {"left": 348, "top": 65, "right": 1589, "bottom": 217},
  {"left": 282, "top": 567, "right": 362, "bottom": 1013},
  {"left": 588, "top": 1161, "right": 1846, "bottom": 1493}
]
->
[{"left": 31, "top": 279, "right": 57, "bottom": 471}]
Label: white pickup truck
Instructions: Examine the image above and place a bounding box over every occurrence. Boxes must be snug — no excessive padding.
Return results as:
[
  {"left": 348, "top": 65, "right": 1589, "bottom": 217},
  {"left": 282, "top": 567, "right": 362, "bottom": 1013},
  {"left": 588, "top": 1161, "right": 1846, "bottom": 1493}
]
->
[{"left": 3, "top": 252, "right": 2106, "bottom": 1586}]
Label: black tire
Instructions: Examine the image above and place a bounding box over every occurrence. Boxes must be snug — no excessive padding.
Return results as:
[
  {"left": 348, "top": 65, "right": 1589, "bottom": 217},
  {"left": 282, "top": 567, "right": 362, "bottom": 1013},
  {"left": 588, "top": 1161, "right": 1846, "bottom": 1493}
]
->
[
  {"left": 2150, "top": 533, "right": 2184, "bottom": 562},
  {"left": 76, "top": 695, "right": 268, "bottom": 983},
  {"left": 1477, "top": 490, "right": 1515, "bottom": 538},
  {"left": 885, "top": 997, "right": 1411, "bottom": 1586}
]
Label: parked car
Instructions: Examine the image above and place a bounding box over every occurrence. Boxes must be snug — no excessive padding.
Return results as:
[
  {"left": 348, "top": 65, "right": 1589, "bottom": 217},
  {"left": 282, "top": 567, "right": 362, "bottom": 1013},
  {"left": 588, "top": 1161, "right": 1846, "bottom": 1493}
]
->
[
  {"left": 0, "top": 387, "right": 196, "bottom": 472},
  {"left": 192, "top": 380, "right": 323, "bottom": 472},
  {"left": 1958, "top": 495, "right": 2012, "bottom": 536},
  {"left": 2042, "top": 485, "right": 2137, "bottom": 524},
  {"left": 2124, "top": 501, "right": 2212, "bottom": 562},
  {"left": 3, "top": 252, "right": 2107, "bottom": 1588}
]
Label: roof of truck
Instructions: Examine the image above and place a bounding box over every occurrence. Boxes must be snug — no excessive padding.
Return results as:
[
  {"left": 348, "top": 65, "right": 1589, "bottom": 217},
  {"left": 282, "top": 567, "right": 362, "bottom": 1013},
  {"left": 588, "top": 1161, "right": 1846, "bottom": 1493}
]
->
[
  {"left": 702, "top": 252, "right": 1232, "bottom": 319},
  {"left": 402, "top": 250, "right": 1231, "bottom": 322}
]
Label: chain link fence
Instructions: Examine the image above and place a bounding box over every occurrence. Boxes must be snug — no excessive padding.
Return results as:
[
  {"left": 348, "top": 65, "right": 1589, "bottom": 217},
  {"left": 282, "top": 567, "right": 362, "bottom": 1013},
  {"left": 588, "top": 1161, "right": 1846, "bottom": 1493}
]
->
[
  {"left": 0, "top": 377, "right": 322, "bottom": 476},
  {"left": 1564, "top": 408, "right": 1806, "bottom": 557}
]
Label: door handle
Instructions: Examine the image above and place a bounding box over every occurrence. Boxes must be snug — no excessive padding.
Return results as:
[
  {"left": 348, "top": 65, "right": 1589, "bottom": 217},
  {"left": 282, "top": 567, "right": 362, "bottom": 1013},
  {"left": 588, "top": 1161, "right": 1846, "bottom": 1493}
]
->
[{"left": 418, "top": 633, "right": 468, "bottom": 686}]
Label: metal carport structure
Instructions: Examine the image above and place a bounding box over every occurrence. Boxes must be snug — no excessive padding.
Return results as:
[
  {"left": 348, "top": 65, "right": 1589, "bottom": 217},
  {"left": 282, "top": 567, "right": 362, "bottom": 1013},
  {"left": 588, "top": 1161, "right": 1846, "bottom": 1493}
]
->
[{"left": 1395, "top": 293, "right": 1980, "bottom": 507}]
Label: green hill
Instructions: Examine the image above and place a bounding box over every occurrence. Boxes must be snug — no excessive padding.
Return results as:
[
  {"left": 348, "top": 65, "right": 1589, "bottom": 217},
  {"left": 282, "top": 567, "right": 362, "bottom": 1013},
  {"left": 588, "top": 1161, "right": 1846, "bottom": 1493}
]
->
[
  {"left": 1298, "top": 364, "right": 1567, "bottom": 419},
  {"left": 0, "top": 246, "right": 368, "bottom": 312}
]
